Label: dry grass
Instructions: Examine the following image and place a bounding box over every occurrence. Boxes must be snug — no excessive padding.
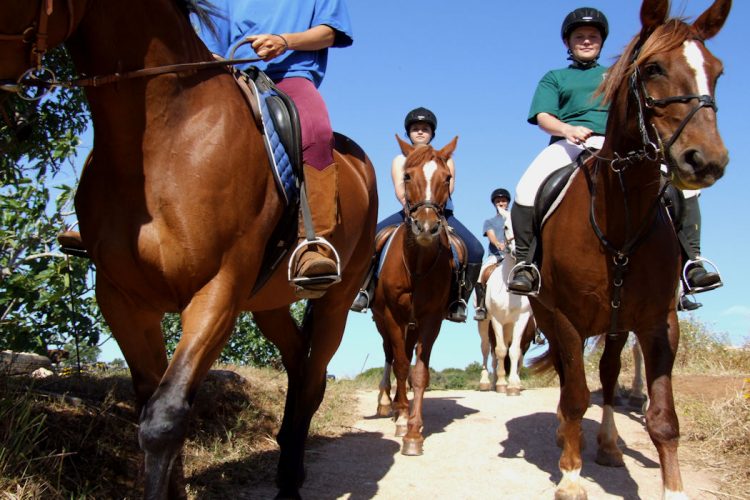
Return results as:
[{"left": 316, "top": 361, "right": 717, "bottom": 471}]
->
[{"left": 1, "top": 317, "right": 748, "bottom": 498}]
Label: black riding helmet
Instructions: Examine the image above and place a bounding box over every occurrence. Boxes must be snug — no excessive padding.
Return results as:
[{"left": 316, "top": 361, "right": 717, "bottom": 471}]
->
[
  {"left": 561, "top": 7, "right": 609, "bottom": 43},
  {"left": 490, "top": 188, "right": 511, "bottom": 204},
  {"left": 404, "top": 107, "right": 437, "bottom": 136}
]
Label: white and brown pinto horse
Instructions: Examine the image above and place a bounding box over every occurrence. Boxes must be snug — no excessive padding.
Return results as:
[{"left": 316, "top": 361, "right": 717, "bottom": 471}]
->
[
  {"left": 372, "top": 136, "right": 457, "bottom": 456},
  {"left": 528, "top": 0, "right": 730, "bottom": 498},
  {"left": 478, "top": 207, "right": 535, "bottom": 395}
]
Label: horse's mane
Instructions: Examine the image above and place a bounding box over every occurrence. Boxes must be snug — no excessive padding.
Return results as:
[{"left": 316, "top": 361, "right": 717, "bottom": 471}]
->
[
  {"left": 176, "top": 0, "right": 222, "bottom": 36},
  {"left": 597, "top": 19, "right": 697, "bottom": 106}
]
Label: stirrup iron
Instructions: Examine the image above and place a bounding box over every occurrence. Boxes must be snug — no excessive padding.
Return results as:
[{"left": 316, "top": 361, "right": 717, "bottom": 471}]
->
[
  {"left": 287, "top": 236, "right": 342, "bottom": 289},
  {"left": 682, "top": 257, "right": 722, "bottom": 294},
  {"left": 507, "top": 262, "right": 541, "bottom": 296}
]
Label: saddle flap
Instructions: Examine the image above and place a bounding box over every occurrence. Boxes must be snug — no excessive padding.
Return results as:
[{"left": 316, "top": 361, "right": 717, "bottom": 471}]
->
[
  {"left": 447, "top": 228, "right": 468, "bottom": 269},
  {"left": 375, "top": 224, "right": 399, "bottom": 254}
]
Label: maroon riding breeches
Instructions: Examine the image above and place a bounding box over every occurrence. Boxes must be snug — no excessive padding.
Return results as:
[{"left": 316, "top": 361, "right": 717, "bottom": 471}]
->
[{"left": 275, "top": 77, "right": 334, "bottom": 171}]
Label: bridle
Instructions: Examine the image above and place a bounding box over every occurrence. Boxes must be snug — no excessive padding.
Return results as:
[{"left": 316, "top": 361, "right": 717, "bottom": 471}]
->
[
  {"left": 0, "top": 0, "right": 75, "bottom": 99},
  {"left": 586, "top": 36, "right": 719, "bottom": 174},
  {"left": 0, "top": 3, "right": 262, "bottom": 100},
  {"left": 584, "top": 34, "right": 719, "bottom": 332}
]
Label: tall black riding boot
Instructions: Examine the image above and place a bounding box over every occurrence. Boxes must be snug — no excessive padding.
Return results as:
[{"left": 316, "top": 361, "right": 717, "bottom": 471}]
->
[
  {"left": 350, "top": 259, "right": 377, "bottom": 312},
  {"left": 473, "top": 283, "right": 487, "bottom": 321},
  {"left": 678, "top": 195, "right": 721, "bottom": 290},
  {"left": 507, "top": 204, "right": 537, "bottom": 294},
  {"left": 447, "top": 263, "right": 481, "bottom": 323}
]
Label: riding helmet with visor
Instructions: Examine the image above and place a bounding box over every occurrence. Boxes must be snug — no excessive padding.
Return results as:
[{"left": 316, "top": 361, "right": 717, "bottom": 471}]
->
[
  {"left": 490, "top": 188, "right": 511, "bottom": 204},
  {"left": 561, "top": 7, "right": 609, "bottom": 43},
  {"left": 404, "top": 107, "right": 437, "bottom": 136}
]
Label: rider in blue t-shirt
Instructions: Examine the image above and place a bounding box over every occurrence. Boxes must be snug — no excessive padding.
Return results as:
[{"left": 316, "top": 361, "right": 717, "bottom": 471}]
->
[
  {"left": 473, "top": 188, "right": 511, "bottom": 321},
  {"left": 192, "top": 0, "right": 353, "bottom": 298}
]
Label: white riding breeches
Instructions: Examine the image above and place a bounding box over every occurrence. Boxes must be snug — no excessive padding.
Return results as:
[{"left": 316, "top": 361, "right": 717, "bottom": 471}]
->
[{"left": 515, "top": 136, "right": 606, "bottom": 207}]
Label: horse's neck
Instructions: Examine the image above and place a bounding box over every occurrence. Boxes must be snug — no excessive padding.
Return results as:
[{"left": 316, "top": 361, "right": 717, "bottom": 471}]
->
[{"left": 67, "top": 0, "right": 210, "bottom": 106}]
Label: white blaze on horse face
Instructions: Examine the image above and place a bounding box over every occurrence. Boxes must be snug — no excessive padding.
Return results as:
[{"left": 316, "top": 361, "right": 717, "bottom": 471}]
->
[
  {"left": 683, "top": 40, "right": 710, "bottom": 96},
  {"left": 422, "top": 160, "right": 438, "bottom": 202}
]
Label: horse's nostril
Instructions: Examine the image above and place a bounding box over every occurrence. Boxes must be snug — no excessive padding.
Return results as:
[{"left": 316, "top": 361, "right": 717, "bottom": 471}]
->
[{"left": 681, "top": 148, "right": 704, "bottom": 172}]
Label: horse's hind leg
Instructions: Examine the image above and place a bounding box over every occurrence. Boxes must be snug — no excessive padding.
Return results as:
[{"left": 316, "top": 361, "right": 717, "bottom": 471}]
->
[
  {"left": 630, "top": 338, "right": 647, "bottom": 410},
  {"left": 596, "top": 332, "right": 628, "bottom": 467},
  {"left": 637, "top": 312, "right": 685, "bottom": 496},
  {"left": 478, "top": 319, "right": 492, "bottom": 391},
  {"left": 377, "top": 361, "right": 393, "bottom": 417}
]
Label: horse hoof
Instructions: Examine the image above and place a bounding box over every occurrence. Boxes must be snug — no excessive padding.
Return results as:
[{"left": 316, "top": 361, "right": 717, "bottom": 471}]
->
[
  {"left": 495, "top": 385, "right": 507, "bottom": 394},
  {"left": 554, "top": 485, "right": 588, "bottom": 500},
  {"left": 401, "top": 437, "right": 424, "bottom": 456},
  {"left": 628, "top": 395, "right": 646, "bottom": 410},
  {"left": 506, "top": 387, "right": 521, "bottom": 396},
  {"left": 376, "top": 404, "right": 392, "bottom": 417},
  {"left": 595, "top": 448, "right": 625, "bottom": 467},
  {"left": 479, "top": 383, "right": 491, "bottom": 391}
]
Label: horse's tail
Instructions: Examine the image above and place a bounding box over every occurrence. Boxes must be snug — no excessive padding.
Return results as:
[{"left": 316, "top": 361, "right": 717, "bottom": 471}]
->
[{"left": 527, "top": 349, "right": 555, "bottom": 376}]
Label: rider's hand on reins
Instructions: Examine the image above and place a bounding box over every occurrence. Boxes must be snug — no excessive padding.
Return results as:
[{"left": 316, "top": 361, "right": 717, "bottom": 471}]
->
[{"left": 246, "top": 33, "right": 289, "bottom": 61}]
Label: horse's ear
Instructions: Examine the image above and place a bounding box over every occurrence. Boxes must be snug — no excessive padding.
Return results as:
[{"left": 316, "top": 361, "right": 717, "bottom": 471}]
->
[
  {"left": 438, "top": 136, "right": 459, "bottom": 159},
  {"left": 396, "top": 134, "right": 414, "bottom": 156},
  {"left": 639, "top": 0, "right": 669, "bottom": 37},
  {"left": 693, "top": 0, "right": 731, "bottom": 40}
]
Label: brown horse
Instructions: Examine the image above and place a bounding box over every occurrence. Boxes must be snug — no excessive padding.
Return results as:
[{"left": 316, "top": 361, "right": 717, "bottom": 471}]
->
[
  {"left": 372, "top": 136, "right": 457, "bottom": 456},
  {"left": 529, "top": 0, "right": 730, "bottom": 497},
  {"left": 0, "top": 1, "right": 376, "bottom": 498}
]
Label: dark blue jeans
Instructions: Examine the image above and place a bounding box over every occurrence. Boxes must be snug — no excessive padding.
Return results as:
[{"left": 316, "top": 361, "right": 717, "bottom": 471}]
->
[{"left": 376, "top": 210, "right": 484, "bottom": 265}]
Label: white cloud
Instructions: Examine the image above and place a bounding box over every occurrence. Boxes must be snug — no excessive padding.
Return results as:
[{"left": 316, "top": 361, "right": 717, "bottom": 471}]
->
[{"left": 721, "top": 305, "right": 750, "bottom": 318}]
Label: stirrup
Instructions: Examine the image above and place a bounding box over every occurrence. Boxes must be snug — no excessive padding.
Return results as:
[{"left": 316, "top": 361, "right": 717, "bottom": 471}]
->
[
  {"left": 446, "top": 299, "right": 468, "bottom": 323},
  {"left": 287, "top": 236, "right": 342, "bottom": 296},
  {"left": 682, "top": 257, "right": 722, "bottom": 294},
  {"left": 473, "top": 307, "right": 487, "bottom": 321},
  {"left": 507, "top": 262, "right": 541, "bottom": 296},
  {"left": 678, "top": 294, "right": 702, "bottom": 311},
  {"left": 350, "top": 289, "right": 371, "bottom": 313}
]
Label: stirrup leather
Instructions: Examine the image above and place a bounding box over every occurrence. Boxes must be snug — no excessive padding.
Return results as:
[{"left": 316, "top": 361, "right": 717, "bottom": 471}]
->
[
  {"left": 682, "top": 257, "right": 722, "bottom": 294},
  {"left": 287, "top": 236, "right": 342, "bottom": 287},
  {"left": 507, "top": 262, "right": 541, "bottom": 296}
]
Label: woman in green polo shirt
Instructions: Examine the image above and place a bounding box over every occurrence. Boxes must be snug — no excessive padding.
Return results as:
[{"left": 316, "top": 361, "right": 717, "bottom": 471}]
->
[
  {"left": 507, "top": 7, "right": 722, "bottom": 303},
  {"left": 507, "top": 7, "right": 610, "bottom": 294}
]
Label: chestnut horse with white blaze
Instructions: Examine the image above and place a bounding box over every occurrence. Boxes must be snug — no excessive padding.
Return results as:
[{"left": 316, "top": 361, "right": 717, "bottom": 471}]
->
[
  {"left": 528, "top": 0, "right": 730, "bottom": 498},
  {"left": 0, "top": 1, "right": 377, "bottom": 498},
  {"left": 372, "top": 136, "right": 457, "bottom": 456}
]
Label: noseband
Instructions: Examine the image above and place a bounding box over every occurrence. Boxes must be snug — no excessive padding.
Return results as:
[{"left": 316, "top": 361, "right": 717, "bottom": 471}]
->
[{"left": 621, "top": 38, "right": 719, "bottom": 172}]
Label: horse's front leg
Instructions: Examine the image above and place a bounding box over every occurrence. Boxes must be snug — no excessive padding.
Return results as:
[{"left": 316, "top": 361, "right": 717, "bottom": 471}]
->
[
  {"left": 401, "top": 318, "right": 439, "bottom": 456},
  {"left": 637, "top": 311, "right": 685, "bottom": 497},
  {"left": 136, "top": 278, "right": 241, "bottom": 500},
  {"left": 596, "top": 332, "right": 628, "bottom": 467},
  {"left": 630, "top": 338, "right": 647, "bottom": 409},
  {"left": 506, "top": 317, "right": 526, "bottom": 396},
  {"left": 478, "top": 318, "right": 492, "bottom": 391},
  {"left": 491, "top": 317, "right": 509, "bottom": 393},
  {"left": 552, "top": 308, "right": 590, "bottom": 500}
]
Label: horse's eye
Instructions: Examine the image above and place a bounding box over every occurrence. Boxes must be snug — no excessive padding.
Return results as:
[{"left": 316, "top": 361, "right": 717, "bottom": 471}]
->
[
  {"left": 644, "top": 63, "right": 664, "bottom": 78},
  {"left": 403, "top": 173, "right": 411, "bottom": 182},
  {"left": 445, "top": 175, "right": 452, "bottom": 184}
]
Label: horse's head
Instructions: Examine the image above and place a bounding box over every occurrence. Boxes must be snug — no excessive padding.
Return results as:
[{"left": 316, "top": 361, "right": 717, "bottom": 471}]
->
[
  {"left": 0, "top": 0, "right": 85, "bottom": 94},
  {"left": 497, "top": 207, "right": 516, "bottom": 257},
  {"left": 396, "top": 134, "right": 458, "bottom": 246},
  {"left": 601, "top": 0, "right": 731, "bottom": 190}
]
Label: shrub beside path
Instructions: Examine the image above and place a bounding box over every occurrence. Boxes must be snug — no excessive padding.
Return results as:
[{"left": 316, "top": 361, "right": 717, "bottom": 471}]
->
[{"left": 245, "top": 387, "right": 720, "bottom": 499}]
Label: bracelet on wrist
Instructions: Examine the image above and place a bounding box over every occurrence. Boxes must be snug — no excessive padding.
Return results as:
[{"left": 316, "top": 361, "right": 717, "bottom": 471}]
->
[{"left": 274, "top": 34, "right": 289, "bottom": 51}]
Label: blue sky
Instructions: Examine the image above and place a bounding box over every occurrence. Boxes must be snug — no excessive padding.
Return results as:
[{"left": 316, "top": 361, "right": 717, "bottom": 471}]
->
[{"left": 94, "top": 1, "right": 748, "bottom": 377}]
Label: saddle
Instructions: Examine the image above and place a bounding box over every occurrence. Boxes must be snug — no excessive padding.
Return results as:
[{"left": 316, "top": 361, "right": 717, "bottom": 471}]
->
[
  {"left": 480, "top": 262, "right": 500, "bottom": 284},
  {"left": 230, "top": 67, "right": 308, "bottom": 294}
]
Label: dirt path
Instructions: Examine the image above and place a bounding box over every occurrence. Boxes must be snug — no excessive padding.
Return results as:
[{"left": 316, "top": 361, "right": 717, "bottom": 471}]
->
[{"left": 244, "top": 387, "right": 720, "bottom": 499}]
